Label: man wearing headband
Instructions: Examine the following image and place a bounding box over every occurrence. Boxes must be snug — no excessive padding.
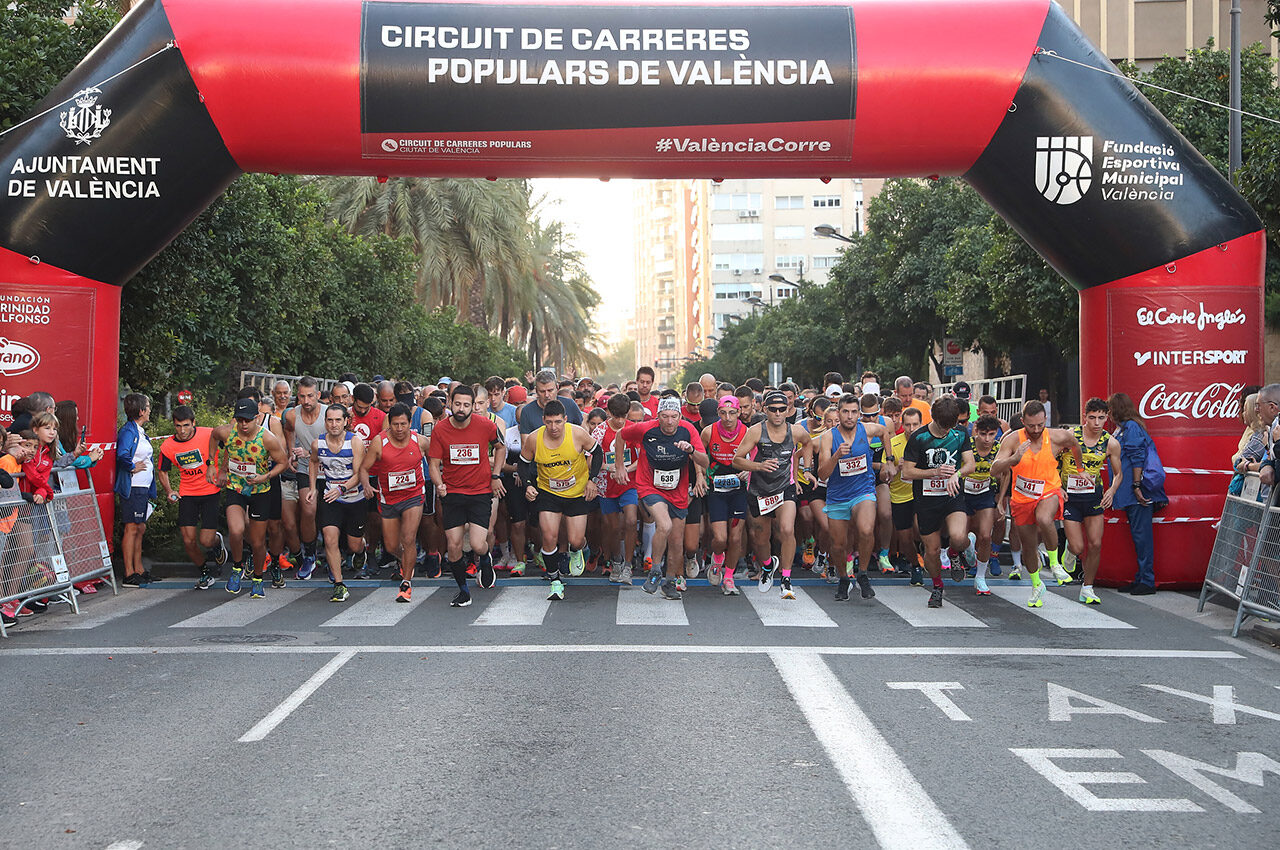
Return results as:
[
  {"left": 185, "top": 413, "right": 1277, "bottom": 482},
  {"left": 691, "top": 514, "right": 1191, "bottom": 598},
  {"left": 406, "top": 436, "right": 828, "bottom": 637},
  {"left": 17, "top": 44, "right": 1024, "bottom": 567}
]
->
[
  {"left": 701, "top": 396, "right": 749, "bottom": 594},
  {"left": 732, "top": 390, "right": 812, "bottom": 600},
  {"left": 616, "top": 395, "right": 708, "bottom": 601}
]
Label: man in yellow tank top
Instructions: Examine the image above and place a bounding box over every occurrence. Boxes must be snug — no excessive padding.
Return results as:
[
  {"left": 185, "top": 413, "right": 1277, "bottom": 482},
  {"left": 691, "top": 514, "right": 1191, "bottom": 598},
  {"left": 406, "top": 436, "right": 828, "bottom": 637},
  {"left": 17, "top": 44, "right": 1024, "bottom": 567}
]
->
[
  {"left": 991, "top": 400, "right": 1082, "bottom": 608},
  {"left": 518, "top": 399, "right": 603, "bottom": 602},
  {"left": 1060, "top": 397, "right": 1122, "bottom": 605}
]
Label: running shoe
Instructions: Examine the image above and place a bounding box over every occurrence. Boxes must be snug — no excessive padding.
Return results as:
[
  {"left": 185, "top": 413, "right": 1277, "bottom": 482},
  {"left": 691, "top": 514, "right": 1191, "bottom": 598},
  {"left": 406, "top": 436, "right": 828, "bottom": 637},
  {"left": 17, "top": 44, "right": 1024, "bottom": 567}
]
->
[
  {"left": 927, "top": 587, "right": 944, "bottom": 608},
  {"left": 547, "top": 580, "right": 565, "bottom": 601},
  {"left": 226, "top": 566, "right": 244, "bottom": 594},
  {"left": 425, "top": 554, "right": 443, "bottom": 579},
  {"left": 607, "top": 561, "right": 624, "bottom": 584},
  {"left": 949, "top": 556, "right": 966, "bottom": 583},
  {"left": 834, "top": 578, "right": 850, "bottom": 602},
  {"left": 780, "top": 576, "right": 795, "bottom": 600},
  {"left": 857, "top": 573, "right": 875, "bottom": 599},
  {"left": 987, "top": 557, "right": 1002, "bottom": 577},
  {"left": 1007, "top": 566, "right": 1023, "bottom": 581},
  {"left": 270, "top": 563, "right": 286, "bottom": 588},
  {"left": 297, "top": 555, "right": 316, "bottom": 581},
  {"left": 451, "top": 589, "right": 473, "bottom": 607},
  {"left": 479, "top": 556, "right": 497, "bottom": 589},
  {"left": 909, "top": 566, "right": 924, "bottom": 587},
  {"left": 643, "top": 569, "right": 661, "bottom": 594},
  {"left": 684, "top": 556, "right": 699, "bottom": 580},
  {"left": 533, "top": 550, "right": 546, "bottom": 572},
  {"left": 757, "top": 556, "right": 776, "bottom": 593},
  {"left": 568, "top": 548, "right": 586, "bottom": 577},
  {"left": 675, "top": 575, "right": 687, "bottom": 592},
  {"left": 214, "top": 531, "right": 228, "bottom": 566},
  {"left": 939, "top": 549, "right": 951, "bottom": 572},
  {"left": 707, "top": 557, "right": 724, "bottom": 587},
  {"left": 330, "top": 583, "right": 349, "bottom": 603},
  {"left": 1, "top": 610, "right": 16, "bottom": 628},
  {"left": 195, "top": 568, "right": 217, "bottom": 590},
  {"left": 659, "top": 579, "right": 682, "bottom": 600},
  {"left": 963, "top": 532, "right": 978, "bottom": 569},
  {"left": 353, "top": 565, "right": 376, "bottom": 581},
  {"left": 1050, "top": 563, "right": 1073, "bottom": 586},
  {"left": 1027, "top": 583, "right": 1045, "bottom": 608},
  {"left": 277, "top": 553, "right": 293, "bottom": 571},
  {"left": 509, "top": 560, "right": 525, "bottom": 578},
  {"left": 722, "top": 571, "right": 739, "bottom": 595},
  {"left": 616, "top": 563, "right": 633, "bottom": 586},
  {"left": 1078, "top": 589, "right": 1102, "bottom": 605},
  {"left": 824, "top": 565, "right": 839, "bottom": 584},
  {"left": 139, "top": 571, "right": 155, "bottom": 586},
  {"left": 249, "top": 578, "right": 265, "bottom": 598},
  {"left": 1062, "top": 548, "right": 1077, "bottom": 574},
  {"left": 878, "top": 553, "right": 895, "bottom": 575},
  {"left": 465, "top": 561, "right": 478, "bottom": 578},
  {"left": 803, "top": 538, "right": 816, "bottom": 567},
  {"left": 974, "top": 574, "right": 991, "bottom": 596},
  {"left": 396, "top": 581, "right": 412, "bottom": 603}
]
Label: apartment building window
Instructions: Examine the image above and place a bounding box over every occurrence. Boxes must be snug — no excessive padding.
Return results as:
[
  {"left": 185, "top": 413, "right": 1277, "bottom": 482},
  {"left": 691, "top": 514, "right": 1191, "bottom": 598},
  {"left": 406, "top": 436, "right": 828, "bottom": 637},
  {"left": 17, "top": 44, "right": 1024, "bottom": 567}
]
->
[
  {"left": 711, "top": 223, "right": 763, "bottom": 241},
  {"left": 775, "top": 255, "right": 805, "bottom": 270},
  {"left": 812, "top": 255, "right": 840, "bottom": 269},
  {"left": 712, "top": 252, "right": 765, "bottom": 271},
  {"left": 774, "top": 225, "right": 806, "bottom": 240},
  {"left": 711, "top": 193, "right": 763, "bottom": 210},
  {"left": 775, "top": 195, "right": 804, "bottom": 210},
  {"left": 812, "top": 195, "right": 841, "bottom": 208}
]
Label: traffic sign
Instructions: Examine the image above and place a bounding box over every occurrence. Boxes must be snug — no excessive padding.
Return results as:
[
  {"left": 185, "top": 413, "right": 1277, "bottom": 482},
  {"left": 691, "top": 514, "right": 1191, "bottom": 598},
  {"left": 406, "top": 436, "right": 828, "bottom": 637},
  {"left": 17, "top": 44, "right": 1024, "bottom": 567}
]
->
[{"left": 944, "top": 365, "right": 963, "bottom": 377}]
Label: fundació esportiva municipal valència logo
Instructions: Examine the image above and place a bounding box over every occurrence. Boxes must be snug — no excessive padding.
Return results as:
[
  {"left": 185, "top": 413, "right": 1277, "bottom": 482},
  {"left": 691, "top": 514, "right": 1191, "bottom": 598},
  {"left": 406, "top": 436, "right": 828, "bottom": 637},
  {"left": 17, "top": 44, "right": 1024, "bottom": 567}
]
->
[
  {"left": 1034, "top": 135, "right": 1093, "bottom": 205},
  {"left": 59, "top": 87, "right": 112, "bottom": 146}
]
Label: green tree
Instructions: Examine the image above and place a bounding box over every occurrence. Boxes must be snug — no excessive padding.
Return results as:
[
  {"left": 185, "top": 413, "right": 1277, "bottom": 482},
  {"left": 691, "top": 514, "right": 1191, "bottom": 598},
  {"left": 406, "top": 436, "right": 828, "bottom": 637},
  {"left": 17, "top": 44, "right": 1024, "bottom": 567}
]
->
[{"left": 595, "top": 339, "right": 637, "bottom": 387}]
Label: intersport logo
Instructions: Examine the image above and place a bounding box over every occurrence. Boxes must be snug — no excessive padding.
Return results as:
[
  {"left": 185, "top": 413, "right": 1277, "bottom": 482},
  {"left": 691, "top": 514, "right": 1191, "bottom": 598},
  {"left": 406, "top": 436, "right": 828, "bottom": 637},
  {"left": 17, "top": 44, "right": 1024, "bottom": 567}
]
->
[
  {"left": 1139, "top": 382, "right": 1243, "bottom": 421},
  {"left": 1132, "top": 349, "right": 1247, "bottom": 366}
]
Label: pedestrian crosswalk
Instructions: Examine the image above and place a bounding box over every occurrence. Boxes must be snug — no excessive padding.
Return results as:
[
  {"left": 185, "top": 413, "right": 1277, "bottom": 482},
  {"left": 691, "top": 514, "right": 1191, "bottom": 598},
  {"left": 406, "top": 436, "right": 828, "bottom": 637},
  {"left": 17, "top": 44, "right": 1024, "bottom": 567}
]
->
[{"left": 10, "top": 580, "right": 1166, "bottom": 635}]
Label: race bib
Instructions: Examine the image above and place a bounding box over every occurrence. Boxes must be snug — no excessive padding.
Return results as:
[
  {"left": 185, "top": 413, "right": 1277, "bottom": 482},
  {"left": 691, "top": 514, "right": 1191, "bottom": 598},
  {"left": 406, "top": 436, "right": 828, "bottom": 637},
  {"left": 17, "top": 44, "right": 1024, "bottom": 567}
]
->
[
  {"left": 1015, "top": 476, "right": 1045, "bottom": 498},
  {"left": 922, "top": 476, "right": 949, "bottom": 496},
  {"left": 653, "top": 468, "right": 680, "bottom": 491},
  {"left": 712, "top": 474, "right": 741, "bottom": 492},
  {"left": 963, "top": 477, "right": 990, "bottom": 495},
  {"left": 449, "top": 444, "right": 481, "bottom": 465},
  {"left": 1066, "top": 473, "right": 1096, "bottom": 494},
  {"left": 229, "top": 459, "right": 256, "bottom": 478},
  {"left": 421, "top": 422, "right": 434, "bottom": 438},
  {"left": 605, "top": 451, "right": 617, "bottom": 466},
  {"left": 387, "top": 468, "right": 419, "bottom": 492},
  {"left": 757, "top": 492, "right": 784, "bottom": 515},
  {"left": 548, "top": 476, "right": 575, "bottom": 493},
  {"left": 837, "top": 455, "right": 868, "bottom": 477}
]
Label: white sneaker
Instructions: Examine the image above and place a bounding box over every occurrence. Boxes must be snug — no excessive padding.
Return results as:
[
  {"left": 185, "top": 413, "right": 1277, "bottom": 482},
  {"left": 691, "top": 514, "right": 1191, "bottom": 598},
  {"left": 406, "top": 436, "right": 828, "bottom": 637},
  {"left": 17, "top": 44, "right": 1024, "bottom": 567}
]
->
[
  {"left": 1050, "top": 564, "right": 1072, "bottom": 585},
  {"left": 974, "top": 574, "right": 991, "bottom": 595},
  {"left": 1078, "top": 589, "right": 1102, "bottom": 605},
  {"left": 1027, "top": 583, "right": 1045, "bottom": 608},
  {"left": 1062, "top": 549, "right": 1077, "bottom": 573},
  {"left": 939, "top": 549, "right": 952, "bottom": 569},
  {"left": 684, "top": 557, "right": 700, "bottom": 580}
]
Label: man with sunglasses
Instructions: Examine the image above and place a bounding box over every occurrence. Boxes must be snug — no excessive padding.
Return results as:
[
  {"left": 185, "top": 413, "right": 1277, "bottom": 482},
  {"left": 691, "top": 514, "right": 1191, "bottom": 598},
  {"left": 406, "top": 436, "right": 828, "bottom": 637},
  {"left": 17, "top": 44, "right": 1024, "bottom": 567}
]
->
[{"left": 733, "top": 390, "right": 812, "bottom": 599}]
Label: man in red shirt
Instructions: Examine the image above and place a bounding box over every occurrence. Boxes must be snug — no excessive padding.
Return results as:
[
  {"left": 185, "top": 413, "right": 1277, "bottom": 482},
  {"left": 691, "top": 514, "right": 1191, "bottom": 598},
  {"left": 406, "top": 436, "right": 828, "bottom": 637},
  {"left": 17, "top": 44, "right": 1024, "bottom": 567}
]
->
[
  {"left": 350, "top": 382, "right": 389, "bottom": 577},
  {"left": 616, "top": 396, "right": 708, "bottom": 600},
  {"left": 635, "top": 366, "right": 659, "bottom": 418},
  {"left": 158, "top": 405, "right": 227, "bottom": 589},
  {"left": 359, "top": 403, "right": 431, "bottom": 603},
  {"left": 593, "top": 394, "right": 639, "bottom": 585},
  {"left": 428, "top": 384, "right": 506, "bottom": 608}
]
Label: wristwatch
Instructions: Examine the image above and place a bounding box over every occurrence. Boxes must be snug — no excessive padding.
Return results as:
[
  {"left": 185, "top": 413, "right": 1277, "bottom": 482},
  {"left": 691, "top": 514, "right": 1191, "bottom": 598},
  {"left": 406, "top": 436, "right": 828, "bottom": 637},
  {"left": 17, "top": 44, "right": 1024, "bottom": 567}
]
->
[{"left": 491, "top": 473, "right": 501, "bottom": 479}]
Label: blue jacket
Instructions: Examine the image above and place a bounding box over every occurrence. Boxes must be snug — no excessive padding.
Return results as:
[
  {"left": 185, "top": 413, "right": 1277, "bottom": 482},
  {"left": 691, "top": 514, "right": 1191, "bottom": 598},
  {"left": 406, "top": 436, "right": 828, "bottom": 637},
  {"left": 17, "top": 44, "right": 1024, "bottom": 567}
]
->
[
  {"left": 1112, "top": 420, "right": 1166, "bottom": 509},
  {"left": 115, "top": 420, "right": 156, "bottom": 499}
]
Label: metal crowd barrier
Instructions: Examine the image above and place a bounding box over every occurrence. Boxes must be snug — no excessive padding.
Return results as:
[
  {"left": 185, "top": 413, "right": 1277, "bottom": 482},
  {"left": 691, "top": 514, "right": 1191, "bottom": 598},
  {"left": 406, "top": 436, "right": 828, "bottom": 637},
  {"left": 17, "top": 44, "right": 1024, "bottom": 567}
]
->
[
  {"left": 0, "top": 473, "right": 116, "bottom": 637},
  {"left": 239, "top": 371, "right": 340, "bottom": 394},
  {"left": 935, "top": 373, "right": 1026, "bottom": 425},
  {"left": 1199, "top": 472, "right": 1280, "bottom": 637}
]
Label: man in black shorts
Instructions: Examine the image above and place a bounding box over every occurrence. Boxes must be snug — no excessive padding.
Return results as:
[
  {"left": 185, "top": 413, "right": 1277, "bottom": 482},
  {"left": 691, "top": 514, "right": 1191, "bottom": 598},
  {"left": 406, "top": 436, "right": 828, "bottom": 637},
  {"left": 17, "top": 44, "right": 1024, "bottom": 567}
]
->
[
  {"left": 157, "top": 406, "right": 226, "bottom": 589},
  {"left": 307, "top": 404, "right": 370, "bottom": 602}
]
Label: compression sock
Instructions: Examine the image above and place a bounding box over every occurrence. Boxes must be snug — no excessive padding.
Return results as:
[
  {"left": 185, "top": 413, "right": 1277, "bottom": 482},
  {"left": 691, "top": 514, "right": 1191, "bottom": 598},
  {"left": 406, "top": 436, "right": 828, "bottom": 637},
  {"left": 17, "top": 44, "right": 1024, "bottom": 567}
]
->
[
  {"left": 1012, "top": 550, "right": 1023, "bottom": 568},
  {"left": 448, "top": 558, "right": 469, "bottom": 590},
  {"left": 642, "top": 522, "right": 656, "bottom": 559},
  {"left": 1030, "top": 569, "right": 1044, "bottom": 588},
  {"left": 1047, "top": 548, "right": 1060, "bottom": 569},
  {"left": 932, "top": 575, "right": 944, "bottom": 589},
  {"left": 711, "top": 552, "right": 725, "bottom": 567}
]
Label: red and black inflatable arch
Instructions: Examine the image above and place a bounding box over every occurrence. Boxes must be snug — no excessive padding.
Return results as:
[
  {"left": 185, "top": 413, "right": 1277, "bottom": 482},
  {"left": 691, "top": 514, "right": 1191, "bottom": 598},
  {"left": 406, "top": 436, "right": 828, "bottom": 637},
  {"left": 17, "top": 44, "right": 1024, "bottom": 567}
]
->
[{"left": 0, "top": 0, "right": 1263, "bottom": 584}]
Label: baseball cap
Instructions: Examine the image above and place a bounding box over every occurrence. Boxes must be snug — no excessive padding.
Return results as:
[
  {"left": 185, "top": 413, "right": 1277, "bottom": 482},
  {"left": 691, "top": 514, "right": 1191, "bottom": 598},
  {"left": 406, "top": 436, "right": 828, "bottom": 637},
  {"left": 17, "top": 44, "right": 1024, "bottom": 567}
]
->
[
  {"left": 763, "top": 390, "right": 788, "bottom": 408},
  {"left": 506, "top": 385, "right": 527, "bottom": 404},
  {"left": 953, "top": 381, "right": 972, "bottom": 400},
  {"left": 233, "top": 398, "right": 258, "bottom": 420},
  {"left": 437, "top": 376, "right": 451, "bottom": 386},
  {"left": 718, "top": 396, "right": 741, "bottom": 410},
  {"left": 824, "top": 383, "right": 843, "bottom": 398},
  {"left": 862, "top": 381, "right": 880, "bottom": 396}
]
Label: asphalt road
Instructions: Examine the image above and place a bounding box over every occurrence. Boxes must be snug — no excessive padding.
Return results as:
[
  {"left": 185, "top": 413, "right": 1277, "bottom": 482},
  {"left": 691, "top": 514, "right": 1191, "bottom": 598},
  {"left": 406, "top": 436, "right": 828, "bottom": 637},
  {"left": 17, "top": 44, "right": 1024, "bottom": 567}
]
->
[{"left": 2, "top": 575, "right": 1277, "bottom": 849}]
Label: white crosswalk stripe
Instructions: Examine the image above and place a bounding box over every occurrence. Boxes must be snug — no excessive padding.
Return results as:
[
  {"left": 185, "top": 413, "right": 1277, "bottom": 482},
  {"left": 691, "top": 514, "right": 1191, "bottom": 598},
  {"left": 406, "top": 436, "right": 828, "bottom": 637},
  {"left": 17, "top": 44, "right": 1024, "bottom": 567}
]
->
[
  {"left": 989, "top": 585, "right": 1136, "bottom": 629},
  {"left": 873, "top": 586, "right": 988, "bottom": 628},
  {"left": 615, "top": 586, "right": 689, "bottom": 625},
  {"left": 742, "top": 586, "right": 838, "bottom": 627},
  {"left": 169, "top": 591, "right": 296, "bottom": 628},
  {"left": 321, "top": 587, "right": 434, "bottom": 627},
  {"left": 472, "top": 587, "right": 553, "bottom": 626}
]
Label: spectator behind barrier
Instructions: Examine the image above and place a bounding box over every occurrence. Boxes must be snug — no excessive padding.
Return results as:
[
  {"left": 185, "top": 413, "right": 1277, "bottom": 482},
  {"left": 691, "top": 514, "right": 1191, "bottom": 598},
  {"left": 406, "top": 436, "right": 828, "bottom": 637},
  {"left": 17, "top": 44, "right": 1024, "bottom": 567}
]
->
[
  {"left": 115, "top": 393, "right": 155, "bottom": 586},
  {"left": 1231, "top": 393, "right": 1270, "bottom": 502}
]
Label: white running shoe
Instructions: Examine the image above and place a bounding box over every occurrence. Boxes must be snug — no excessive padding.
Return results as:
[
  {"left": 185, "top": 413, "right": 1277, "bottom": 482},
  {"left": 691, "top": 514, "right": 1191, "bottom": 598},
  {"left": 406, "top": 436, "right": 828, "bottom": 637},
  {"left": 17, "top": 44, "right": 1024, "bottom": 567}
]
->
[
  {"left": 1050, "top": 564, "right": 1072, "bottom": 585},
  {"left": 1062, "top": 549, "right": 1077, "bottom": 574},
  {"left": 974, "top": 574, "right": 991, "bottom": 595},
  {"left": 1027, "top": 583, "right": 1045, "bottom": 608}
]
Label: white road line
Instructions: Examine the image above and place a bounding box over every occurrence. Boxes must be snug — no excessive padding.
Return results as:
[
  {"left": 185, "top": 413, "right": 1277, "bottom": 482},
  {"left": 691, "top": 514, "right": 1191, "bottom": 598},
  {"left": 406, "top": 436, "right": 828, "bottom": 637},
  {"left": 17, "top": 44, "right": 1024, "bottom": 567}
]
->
[
  {"left": 990, "top": 586, "right": 1136, "bottom": 629},
  {"left": 472, "top": 586, "right": 553, "bottom": 626},
  {"left": 743, "top": 586, "right": 837, "bottom": 627},
  {"left": 169, "top": 591, "right": 296, "bottom": 629},
  {"left": 615, "top": 586, "right": 689, "bottom": 626},
  {"left": 238, "top": 650, "right": 357, "bottom": 742},
  {"left": 21, "top": 589, "right": 183, "bottom": 631},
  {"left": 772, "top": 652, "right": 970, "bottom": 850},
  {"left": 874, "top": 586, "right": 987, "bottom": 628},
  {"left": 321, "top": 587, "right": 433, "bottom": 627},
  {"left": 104, "top": 841, "right": 144, "bottom": 850},
  {"left": 3, "top": 645, "right": 1243, "bottom": 659}
]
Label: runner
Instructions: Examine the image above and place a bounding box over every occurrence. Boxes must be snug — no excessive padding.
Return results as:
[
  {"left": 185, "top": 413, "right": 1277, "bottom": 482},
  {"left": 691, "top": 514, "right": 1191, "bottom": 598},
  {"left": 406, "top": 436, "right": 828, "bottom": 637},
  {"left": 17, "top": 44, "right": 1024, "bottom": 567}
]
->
[
  {"left": 701, "top": 395, "right": 749, "bottom": 595},
  {"left": 360, "top": 403, "right": 433, "bottom": 603},
  {"left": 157, "top": 405, "right": 226, "bottom": 589},
  {"left": 889, "top": 407, "right": 925, "bottom": 586},
  {"left": 282, "top": 377, "right": 325, "bottom": 579},
  {"left": 617, "top": 396, "right": 708, "bottom": 600},
  {"left": 595, "top": 394, "right": 640, "bottom": 585},
  {"left": 732, "top": 390, "right": 812, "bottom": 600},
  {"left": 329, "top": 382, "right": 353, "bottom": 410},
  {"left": 799, "top": 400, "right": 838, "bottom": 581},
  {"left": 635, "top": 366, "right": 659, "bottom": 418},
  {"left": 962, "top": 415, "right": 1007, "bottom": 596},
  {"left": 350, "top": 383, "right": 388, "bottom": 578},
  {"left": 859, "top": 394, "right": 897, "bottom": 575},
  {"left": 990, "top": 400, "right": 1083, "bottom": 607},
  {"left": 306, "top": 403, "right": 369, "bottom": 602},
  {"left": 428, "top": 385, "right": 506, "bottom": 607},
  {"left": 210, "top": 398, "right": 290, "bottom": 598},
  {"left": 269, "top": 381, "right": 305, "bottom": 577},
  {"left": 1059, "top": 397, "right": 1122, "bottom": 605},
  {"left": 894, "top": 376, "right": 932, "bottom": 424},
  {"left": 815, "top": 394, "right": 896, "bottom": 602},
  {"left": 520, "top": 399, "right": 601, "bottom": 601},
  {"left": 900, "top": 396, "right": 975, "bottom": 609}
]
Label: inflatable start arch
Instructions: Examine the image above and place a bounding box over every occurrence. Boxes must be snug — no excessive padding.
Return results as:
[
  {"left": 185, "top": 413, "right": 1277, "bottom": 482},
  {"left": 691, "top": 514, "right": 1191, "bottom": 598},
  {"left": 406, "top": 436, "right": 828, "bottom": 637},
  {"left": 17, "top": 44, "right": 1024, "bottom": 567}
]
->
[{"left": 0, "top": 0, "right": 1264, "bottom": 585}]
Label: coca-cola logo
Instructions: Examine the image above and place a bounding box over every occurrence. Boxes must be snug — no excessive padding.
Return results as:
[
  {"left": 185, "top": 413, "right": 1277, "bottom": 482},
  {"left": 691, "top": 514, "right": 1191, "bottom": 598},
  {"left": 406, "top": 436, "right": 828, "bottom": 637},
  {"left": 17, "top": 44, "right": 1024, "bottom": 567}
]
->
[
  {"left": 1135, "top": 303, "right": 1247, "bottom": 331},
  {"left": 1139, "top": 382, "right": 1244, "bottom": 421},
  {"left": 0, "top": 338, "right": 40, "bottom": 376}
]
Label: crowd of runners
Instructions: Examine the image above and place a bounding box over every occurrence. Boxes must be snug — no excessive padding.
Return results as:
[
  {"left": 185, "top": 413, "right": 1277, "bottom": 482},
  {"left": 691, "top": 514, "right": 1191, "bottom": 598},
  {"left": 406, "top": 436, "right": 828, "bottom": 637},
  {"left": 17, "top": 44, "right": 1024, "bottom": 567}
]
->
[{"left": 145, "top": 366, "right": 1135, "bottom": 613}]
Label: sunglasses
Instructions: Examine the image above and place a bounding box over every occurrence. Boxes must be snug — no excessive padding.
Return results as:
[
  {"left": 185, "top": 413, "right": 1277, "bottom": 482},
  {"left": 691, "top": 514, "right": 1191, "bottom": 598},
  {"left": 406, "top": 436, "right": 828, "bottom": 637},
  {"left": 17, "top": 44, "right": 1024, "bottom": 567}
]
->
[
  {"left": 766, "top": 406, "right": 787, "bottom": 413},
  {"left": 859, "top": 412, "right": 879, "bottom": 419}
]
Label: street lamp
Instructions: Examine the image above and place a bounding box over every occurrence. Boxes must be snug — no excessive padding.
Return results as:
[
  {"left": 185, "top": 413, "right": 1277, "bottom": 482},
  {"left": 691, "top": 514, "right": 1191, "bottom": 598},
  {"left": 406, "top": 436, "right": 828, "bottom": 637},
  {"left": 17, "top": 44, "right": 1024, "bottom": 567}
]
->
[{"left": 814, "top": 223, "right": 855, "bottom": 243}]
